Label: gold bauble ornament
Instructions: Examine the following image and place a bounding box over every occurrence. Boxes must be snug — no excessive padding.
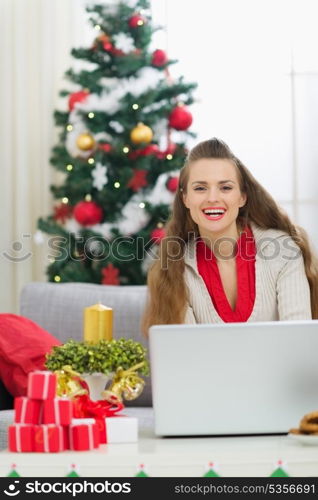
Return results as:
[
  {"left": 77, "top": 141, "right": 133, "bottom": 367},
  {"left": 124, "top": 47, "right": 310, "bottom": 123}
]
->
[
  {"left": 76, "top": 132, "right": 95, "bottom": 151},
  {"left": 54, "top": 365, "right": 87, "bottom": 398},
  {"left": 130, "top": 122, "right": 153, "bottom": 144},
  {"left": 101, "top": 362, "right": 146, "bottom": 404}
]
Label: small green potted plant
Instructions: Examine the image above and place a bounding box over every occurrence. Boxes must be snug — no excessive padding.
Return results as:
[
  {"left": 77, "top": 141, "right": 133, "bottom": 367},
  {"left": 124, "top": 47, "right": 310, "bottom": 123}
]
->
[{"left": 45, "top": 338, "right": 149, "bottom": 400}]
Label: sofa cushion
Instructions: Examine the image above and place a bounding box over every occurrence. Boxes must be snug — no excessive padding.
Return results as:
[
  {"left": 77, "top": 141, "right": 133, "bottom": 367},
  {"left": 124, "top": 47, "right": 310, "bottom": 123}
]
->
[
  {"left": 20, "top": 282, "right": 152, "bottom": 406},
  {"left": 0, "top": 313, "right": 61, "bottom": 397}
]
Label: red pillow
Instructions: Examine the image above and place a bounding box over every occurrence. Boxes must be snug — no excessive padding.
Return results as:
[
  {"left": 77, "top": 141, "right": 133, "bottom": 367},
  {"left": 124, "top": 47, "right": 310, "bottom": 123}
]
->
[{"left": 0, "top": 314, "right": 61, "bottom": 397}]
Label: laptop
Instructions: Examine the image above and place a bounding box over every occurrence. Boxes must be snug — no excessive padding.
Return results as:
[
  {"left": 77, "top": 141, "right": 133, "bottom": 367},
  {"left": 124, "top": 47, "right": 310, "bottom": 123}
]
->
[{"left": 149, "top": 321, "right": 318, "bottom": 436}]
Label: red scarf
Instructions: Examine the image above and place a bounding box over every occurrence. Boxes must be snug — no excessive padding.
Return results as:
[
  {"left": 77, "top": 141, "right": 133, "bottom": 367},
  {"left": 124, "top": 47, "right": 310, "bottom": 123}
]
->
[{"left": 196, "top": 226, "right": 256, "bottom": 322}]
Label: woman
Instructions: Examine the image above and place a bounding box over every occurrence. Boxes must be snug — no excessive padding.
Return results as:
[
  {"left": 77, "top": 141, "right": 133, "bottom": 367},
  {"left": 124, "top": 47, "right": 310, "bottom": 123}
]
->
[{"left": 142, "top": 138, "right": 318, "bottom": 332}]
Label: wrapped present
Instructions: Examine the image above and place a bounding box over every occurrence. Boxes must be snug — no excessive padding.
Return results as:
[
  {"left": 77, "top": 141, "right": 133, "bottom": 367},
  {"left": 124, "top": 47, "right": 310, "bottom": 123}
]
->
[
  {"left": 104, "top": 416, "right": 138, "bottom": 444},
  {"left": 72, "top": 394, "right": 123, "bottom": 442},
  {"left": 27, "top": 371, "right": 57, "bottom": 400},
  {"left": 14, "top": 397, "right": 42, "bottom": 424},
  {"left": 72, "top": 415, "right": 138, "bottom": 444},
  {"left": 43, "top": 397, "right": 72, "bottom": 426},
  {"left": 34, "top": 424, "right": 65, "bottom": 452},
  {"left": 69, "top": 422, "right": 100, "bottom": 451},
  {"left": 8, "top": 424, "right": 34, "bottom": 452},
  {"left": 73, "top": 417, "right": 107, "bottom": 443}
]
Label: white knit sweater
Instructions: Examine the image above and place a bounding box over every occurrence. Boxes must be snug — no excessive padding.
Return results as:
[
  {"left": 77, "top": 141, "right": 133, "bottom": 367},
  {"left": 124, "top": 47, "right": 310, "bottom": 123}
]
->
[{"left": 184, "top": 223, "right": 312, "bottom": 323}]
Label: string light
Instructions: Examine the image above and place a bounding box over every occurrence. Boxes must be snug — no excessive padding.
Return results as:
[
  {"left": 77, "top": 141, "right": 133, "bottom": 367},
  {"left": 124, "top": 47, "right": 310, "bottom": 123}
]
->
[
  {"left": 123, "top": 146, "right": 129, "bottom": 153},
  {"left": 157, "top": 222, "right": 164, "bottom": 228},
  {"left": 85, "top": 194, "right": 92, "bottom": 201},
  {"left": 66, "top": 164, "right": 73, "bottom": 171},
  {"left": 66, "top": 124, "right": 73, "bottom": 132},
  {"left": 54, "top": 275, "right": 61, "bottom": 282},
  {"left": 94, "top": 24, "right": 101, "bottom": 30},
  {"left": 88, "top": 112, "right": 95, "bottom": 119},
  {"left": 88, "top": 158, "right": 95, "bottom": 165},
  {"left": 114, "top": 182, "right": 120, "bottom": 188},
  {"left": 166, "top": 154, "right": 173, "bottom": 160},
  {"left": 139, "top": 202, "right": 145, "bottom": 208},
  {"left": 132, "top": 104, "right": 139, "bottom": 110},
  {"left": 62, "top": 197, "right": 69, "bottom": 204},
  {"left": 137, "top": 19, "right": 144, "bottom": 26}
]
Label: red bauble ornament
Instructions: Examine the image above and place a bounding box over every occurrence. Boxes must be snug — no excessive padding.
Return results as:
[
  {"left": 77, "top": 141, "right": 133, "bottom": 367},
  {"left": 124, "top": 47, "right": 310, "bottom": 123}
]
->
[
  {"left": 128, "top": 14, "right": 145, "bottom": 28},
  {"left": 68, "top": 90, "right": 89, "bottom": 112},
  {"left": 98, "top": 142, "right": 112, "bottom": 152},
  {"left": 168, "top": 105, "right": 193, "bottom": 131},
  {"left": 151, "top": 228, "right": 166, "bottom": 244},
  {"left": 53, "top": 203, "right": 73, "bottom": 223},
  {"left": 103, "top": 41, "right": 114, "bottom": 52},
  {"left": 127, "top": 169, "right": 148, "bottom": 192},
  {"left": 101, "top": 263, "right": 120, "bottom": 285},
  {"left": 166, "top": 176, "right": 179, "bottom": 193},
  {"left": 151, "top": 49, "right": 168, "bottom": 67},
  {"left": 73, "top": 201, "right": 103, "bottom": 226},
  {"left": 141, "top": 144, "right": 160, "bottom": 156}
]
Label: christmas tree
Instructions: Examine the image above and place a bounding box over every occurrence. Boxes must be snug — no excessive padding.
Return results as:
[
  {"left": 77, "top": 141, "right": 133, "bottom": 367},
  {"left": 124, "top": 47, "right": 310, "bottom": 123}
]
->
[
  {"left": 203, "top": 462, "right": 221, "bottom": 477},
  {"left": 269, "top": 460, "right": 289, "bottom": 477},
  {"left": 38, "top": 0, "right": 196, "bottom": 285},
  {"left": 65, "top": 464, "right": 81, "bottom": 477},
  {"left": 135, "top": 463, "right": 149, "bottom": 477},
  {"left": 6, "top": 464, "right": 20, "bottom": 477}
]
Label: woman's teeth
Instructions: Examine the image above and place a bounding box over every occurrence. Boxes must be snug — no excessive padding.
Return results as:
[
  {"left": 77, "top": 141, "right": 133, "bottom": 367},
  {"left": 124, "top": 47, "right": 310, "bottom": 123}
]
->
[{"left": 202, "top": 208, "right": 226, "bottom": 219}]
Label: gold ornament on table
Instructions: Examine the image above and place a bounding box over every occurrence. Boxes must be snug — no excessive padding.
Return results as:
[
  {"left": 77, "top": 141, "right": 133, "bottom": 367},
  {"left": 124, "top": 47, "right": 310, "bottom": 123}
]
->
[
  {"left": 76, "top": 132, "right": 96, "bottom": 151},
  {"left": 83, "top": 303, "right": 113, "bottom": 343},
  {"left": 130, "top": 122, "right": 153, "bottom": 144},
  {"left": 102, "top": 362, "right": 146, "bottom": 404},
  {"left": 54, "top": 365, "right": 87, "bottom": 398}
]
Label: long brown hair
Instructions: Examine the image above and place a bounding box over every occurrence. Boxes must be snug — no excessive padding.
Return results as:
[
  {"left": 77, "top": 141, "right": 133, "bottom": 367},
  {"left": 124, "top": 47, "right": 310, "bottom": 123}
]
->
[{"left": 142, "top": 138, "right": 318, "bottom": 332}]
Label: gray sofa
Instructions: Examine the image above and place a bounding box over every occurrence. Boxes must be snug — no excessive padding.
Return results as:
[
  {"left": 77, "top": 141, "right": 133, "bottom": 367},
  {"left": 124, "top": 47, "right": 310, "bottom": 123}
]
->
[{"left": 0, "top": 282, "right": 153, "bottom": 450}]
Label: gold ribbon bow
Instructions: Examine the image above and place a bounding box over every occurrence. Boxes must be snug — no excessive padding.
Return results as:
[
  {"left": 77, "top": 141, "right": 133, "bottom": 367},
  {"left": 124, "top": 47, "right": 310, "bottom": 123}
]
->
[
  {"left": 102, "top": 362, "right": 145, "bottom": 404},
  {"left": 54, "top": 365, "right": 87, "bottom": 398}
]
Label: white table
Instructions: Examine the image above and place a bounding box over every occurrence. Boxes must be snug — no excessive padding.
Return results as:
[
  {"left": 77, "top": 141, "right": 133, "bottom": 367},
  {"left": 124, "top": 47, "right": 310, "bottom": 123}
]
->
[{"left": 1, "top": 409, "right": 317, "bottom": 477}]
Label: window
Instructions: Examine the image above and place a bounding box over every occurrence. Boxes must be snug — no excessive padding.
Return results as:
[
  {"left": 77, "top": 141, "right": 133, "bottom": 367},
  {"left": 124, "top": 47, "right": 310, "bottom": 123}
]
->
[{"left": 151, "top": 0, "right": 318, "bottom": 248}]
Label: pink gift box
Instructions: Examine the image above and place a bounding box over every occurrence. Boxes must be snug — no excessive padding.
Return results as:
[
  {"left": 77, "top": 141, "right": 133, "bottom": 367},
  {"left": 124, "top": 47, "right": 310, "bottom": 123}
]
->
[
  {"left": 8, "top": 424, "right": 34, "bottom": 452},
  {"left": 43, "top": 398, "right": 72, "bottom": 426},
  {"left": 69, "top": 422, "right": 100, "bottom": 451},
  {"left": 14, "top": 397, "right": 42, "bottom": 424},
  {"left": 27, "top": 371, "right": 57, "bottom": 400},
  {"left": 33, "top": 424, "right": 65, "bottom": 452}
]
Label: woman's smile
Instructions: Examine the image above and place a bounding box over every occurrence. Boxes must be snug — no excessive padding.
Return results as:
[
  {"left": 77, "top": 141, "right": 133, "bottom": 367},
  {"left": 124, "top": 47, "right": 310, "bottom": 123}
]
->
[{"left": 201, "top": 206, "right": 227, "bottom": 221}]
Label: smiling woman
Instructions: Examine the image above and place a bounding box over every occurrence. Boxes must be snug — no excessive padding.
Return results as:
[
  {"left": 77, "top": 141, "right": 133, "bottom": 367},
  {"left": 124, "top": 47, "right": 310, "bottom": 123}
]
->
[{"left": 142, "top": 138, "right": 318, "bottom": 333}]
